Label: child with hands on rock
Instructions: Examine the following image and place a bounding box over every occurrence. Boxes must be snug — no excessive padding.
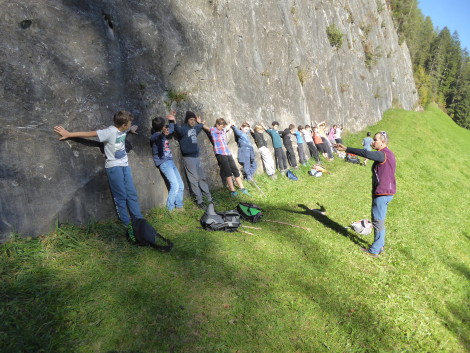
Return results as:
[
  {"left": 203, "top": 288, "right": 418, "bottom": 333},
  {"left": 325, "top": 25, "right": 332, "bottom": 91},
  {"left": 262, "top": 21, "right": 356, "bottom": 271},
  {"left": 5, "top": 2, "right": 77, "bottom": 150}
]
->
[{"left": 202, "top": 118, "right": 251, "bottom": 197}]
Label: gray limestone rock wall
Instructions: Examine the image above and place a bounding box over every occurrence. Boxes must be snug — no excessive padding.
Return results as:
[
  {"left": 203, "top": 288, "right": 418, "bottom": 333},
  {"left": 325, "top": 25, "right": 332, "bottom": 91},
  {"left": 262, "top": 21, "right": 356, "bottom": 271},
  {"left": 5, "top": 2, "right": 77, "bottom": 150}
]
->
[{"left": 0, "top": 0, "right": 417, "bottom": 240}]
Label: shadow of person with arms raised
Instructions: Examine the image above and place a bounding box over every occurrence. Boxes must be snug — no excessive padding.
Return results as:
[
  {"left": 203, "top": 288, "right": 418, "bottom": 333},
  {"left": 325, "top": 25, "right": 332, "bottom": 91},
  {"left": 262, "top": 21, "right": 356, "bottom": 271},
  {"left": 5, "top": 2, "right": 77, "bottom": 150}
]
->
[{"left": 282, "top": 203, "right": 369, "bottom": 247}]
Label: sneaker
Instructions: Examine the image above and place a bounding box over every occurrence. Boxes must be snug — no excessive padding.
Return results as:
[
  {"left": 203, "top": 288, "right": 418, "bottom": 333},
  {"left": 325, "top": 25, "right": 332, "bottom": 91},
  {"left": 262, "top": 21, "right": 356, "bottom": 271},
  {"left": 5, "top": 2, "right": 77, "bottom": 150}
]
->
[
  {"left": 174, "top": 207, "right": 184, "bottom": 212},
  {"left": 196, "top": 202, "right": 205, "bottom": 209},
  {"left": 269, "top": 174, "right": 278, "bottom": 180},
  {"left": 127, "top": 224, "right": 136, "bottom": 243},
  {"left": 360, "top": 248, "right": 379, "bottom": 258},
  {"left": 240, "top": 188, "right": 251, "bottom": 196},
  {"left": 230, "top": 191, "right": 239, "bottom": 197}
]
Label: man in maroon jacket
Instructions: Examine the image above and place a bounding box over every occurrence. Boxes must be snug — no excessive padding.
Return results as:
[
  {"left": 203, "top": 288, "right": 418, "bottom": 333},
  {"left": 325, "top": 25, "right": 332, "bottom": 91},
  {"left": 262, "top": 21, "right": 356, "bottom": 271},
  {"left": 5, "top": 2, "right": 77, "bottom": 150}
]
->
[{"left": 336, "top": 131, "right": 396, "bottom": 257}]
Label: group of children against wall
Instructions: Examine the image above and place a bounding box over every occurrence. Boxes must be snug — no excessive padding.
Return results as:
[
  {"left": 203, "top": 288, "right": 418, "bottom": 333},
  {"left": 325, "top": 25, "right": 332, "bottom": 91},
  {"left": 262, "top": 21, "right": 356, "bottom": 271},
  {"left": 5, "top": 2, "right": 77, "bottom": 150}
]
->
[
  {"left": 54, "top": 110, "right": 344, "bottom": 235},
  {"left": 150, "top": 111, "right": 345, "bottom": 211}
]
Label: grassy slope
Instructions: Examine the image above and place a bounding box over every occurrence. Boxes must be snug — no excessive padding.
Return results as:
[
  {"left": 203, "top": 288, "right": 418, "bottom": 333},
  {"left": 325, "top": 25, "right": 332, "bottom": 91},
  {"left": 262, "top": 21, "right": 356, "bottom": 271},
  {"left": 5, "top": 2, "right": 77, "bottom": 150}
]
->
[{"left": 1, "top": 104, "right": 469, "bottom": 353}]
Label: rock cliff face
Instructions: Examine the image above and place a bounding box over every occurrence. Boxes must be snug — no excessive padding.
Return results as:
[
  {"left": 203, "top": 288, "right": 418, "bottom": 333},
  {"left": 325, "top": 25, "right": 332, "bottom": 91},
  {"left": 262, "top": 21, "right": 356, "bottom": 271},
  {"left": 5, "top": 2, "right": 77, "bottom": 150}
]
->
[{"left": 0, "top": 0, "right": 417, "bottom": 240}]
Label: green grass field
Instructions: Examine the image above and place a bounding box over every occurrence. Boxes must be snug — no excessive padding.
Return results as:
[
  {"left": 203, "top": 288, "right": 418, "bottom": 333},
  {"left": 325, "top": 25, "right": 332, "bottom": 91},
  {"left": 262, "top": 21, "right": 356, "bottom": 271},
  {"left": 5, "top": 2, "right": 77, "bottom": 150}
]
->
[{"left": 1, "top": 104, "right": 469, "bottom": 352}]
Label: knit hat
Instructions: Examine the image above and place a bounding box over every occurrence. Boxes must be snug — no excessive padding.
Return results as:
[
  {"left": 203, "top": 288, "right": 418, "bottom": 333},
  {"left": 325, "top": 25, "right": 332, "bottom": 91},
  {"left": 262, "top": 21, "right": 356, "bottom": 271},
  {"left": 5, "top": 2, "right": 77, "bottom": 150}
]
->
[{"left": 185, "top": 111, "right": 197, "bottom": 124}]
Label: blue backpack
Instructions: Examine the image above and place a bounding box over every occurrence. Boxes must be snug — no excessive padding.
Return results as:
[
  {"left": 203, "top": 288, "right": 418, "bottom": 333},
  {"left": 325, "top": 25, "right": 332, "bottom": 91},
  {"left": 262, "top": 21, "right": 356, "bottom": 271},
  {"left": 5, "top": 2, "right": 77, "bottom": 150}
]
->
[{"left": 286, "top": 169, "right": 298, "bottom": 181}]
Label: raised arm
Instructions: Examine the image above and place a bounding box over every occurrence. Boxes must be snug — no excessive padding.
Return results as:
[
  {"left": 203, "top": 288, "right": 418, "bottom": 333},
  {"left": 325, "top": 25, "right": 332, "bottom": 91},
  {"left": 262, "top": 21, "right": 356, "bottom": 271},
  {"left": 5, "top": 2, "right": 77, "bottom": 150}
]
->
[
  {"left": 201, "top": 121, "right": 211, "bottom": 133},
  {"left": 167, "top": 115, "right": 176, "bottom": 137},
  {"left": 54, "top": 126, "right": 98, "bottom": 140},
  {"left": 231, "top": 124, "right": 242, "bottom": 137},
  {"left": 336, "top": 144, "right": 385, "bottom": 163}
]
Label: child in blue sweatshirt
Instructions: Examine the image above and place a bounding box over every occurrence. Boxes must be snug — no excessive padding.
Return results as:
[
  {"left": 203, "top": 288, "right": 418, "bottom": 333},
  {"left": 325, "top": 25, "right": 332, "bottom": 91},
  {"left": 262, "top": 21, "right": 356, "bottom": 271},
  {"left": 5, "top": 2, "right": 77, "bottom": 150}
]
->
[
  {"left": 150, "top": 113, "right": 184, "bottom": 211},
  {"left": 231, "top": 122, "right": 257, "bottom": 181},
  {"left": 294, "top": 125, "right": 308, "bottom": 165}
]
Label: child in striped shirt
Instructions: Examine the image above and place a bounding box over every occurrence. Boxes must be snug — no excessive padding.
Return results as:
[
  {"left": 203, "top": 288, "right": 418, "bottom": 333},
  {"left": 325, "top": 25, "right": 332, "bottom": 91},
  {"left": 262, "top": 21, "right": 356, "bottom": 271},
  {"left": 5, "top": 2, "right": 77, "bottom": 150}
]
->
[{"left": 203, "top": 118, "right": 250, "bottom": 197}]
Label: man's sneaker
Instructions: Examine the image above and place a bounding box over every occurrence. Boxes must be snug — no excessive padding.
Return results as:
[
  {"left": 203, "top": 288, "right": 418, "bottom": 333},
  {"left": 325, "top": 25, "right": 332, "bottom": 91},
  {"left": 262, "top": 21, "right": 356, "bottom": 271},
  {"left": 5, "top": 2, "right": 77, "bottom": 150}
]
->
[
  {"left": 196, "top": 202, "right": 205, "bottom": 209},
  {"left": 361, "top": 247, "right": 379, "bottom": 258},
  {"left": 230, "top": 191, "right": 239, "bottom": 197},
  {"left": 127, "top": 224, "right": 136, "bottom": 243},
  {"left": 240, "top": 188, "right": 251, "bottom": 196}
]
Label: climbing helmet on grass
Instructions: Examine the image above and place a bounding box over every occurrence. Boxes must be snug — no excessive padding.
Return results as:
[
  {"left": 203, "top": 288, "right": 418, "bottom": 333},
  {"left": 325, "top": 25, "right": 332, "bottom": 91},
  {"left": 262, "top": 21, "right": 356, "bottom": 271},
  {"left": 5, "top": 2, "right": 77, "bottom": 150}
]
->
[
  {"left": 308, "top": 169, "right": 323, "bottom": 177},
  {"left": 351, "top": 219, "right": 373, "bottom": 235},
  {"left": 237, "top": 203, "right": 263, "bottom": 223}
]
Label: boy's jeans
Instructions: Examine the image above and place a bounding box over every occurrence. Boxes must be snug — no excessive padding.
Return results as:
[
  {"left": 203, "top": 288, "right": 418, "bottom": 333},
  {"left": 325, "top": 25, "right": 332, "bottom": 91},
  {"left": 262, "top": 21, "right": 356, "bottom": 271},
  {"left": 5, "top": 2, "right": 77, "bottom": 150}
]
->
[
  {"left": 106, "top": 166, "right": 143, "bottom": 226},
  {"left": 238, "top": 146, "right": 257, "bottom": 180},
  {"left": 159, "top": 160, "right": 184, "bottom": 210},
  {"left": 370, "top": 195, "right": 394, "bottom": 254}
]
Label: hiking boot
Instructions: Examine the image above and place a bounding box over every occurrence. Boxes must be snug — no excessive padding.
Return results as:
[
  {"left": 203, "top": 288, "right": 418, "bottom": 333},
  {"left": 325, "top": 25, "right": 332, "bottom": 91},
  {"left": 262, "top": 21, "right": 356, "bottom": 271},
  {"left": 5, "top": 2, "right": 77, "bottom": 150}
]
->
[
  {"left": 127, "top": 224, "right": 136, "bottom": 243},
  {"left": 230, "top": 191, "right": 239, "bottom": 197},
  {"left": 240, "top": 188, "right": 251, "bottom": 196},
  {"left": 360, "top": 248, "right": 379, "bottom": 258}
]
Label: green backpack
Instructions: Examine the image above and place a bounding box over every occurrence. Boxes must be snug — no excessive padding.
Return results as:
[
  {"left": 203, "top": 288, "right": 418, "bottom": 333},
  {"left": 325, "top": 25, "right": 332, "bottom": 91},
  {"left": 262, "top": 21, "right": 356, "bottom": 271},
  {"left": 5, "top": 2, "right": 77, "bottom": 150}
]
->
[{"left": 237, "top": 203, "right": 264, "bottom": 223}]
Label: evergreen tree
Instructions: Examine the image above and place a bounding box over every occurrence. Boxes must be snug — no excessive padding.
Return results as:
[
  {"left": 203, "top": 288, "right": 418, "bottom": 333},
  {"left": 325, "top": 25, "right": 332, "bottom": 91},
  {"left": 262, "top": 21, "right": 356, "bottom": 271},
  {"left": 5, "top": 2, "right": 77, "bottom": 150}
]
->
[
  {"left": 412, "top": 16, "right": 435, "bottom": 69},
  {"left": 388, "top": 1, "right": 470, "bottom": 129},
  {"left": 448, "top": 50, "right": 470, "bottom": 128}
]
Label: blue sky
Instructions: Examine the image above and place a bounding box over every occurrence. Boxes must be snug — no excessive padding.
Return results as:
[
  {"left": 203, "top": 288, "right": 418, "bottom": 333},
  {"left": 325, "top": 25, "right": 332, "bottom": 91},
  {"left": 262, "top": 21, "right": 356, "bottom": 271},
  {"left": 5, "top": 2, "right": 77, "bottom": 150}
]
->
[{"left": 419, "top": 0, "right": 470, "bottom": 51}]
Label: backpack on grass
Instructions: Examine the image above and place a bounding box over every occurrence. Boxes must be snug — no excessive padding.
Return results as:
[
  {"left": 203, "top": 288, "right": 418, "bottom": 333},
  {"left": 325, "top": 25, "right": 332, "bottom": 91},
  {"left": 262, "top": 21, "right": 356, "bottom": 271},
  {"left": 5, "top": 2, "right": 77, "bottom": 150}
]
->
[
  {"left": 200, "top": 203, "right": 240, "bottom": 232},
  {"left": 345, "top": 154, "right": 361, "bottom": 164},
  {"left": 130, "top": 218, "right": 173, "bottom": 252},
  {"left": 237, "top": 203, "right": 263, "bottom": 223}
]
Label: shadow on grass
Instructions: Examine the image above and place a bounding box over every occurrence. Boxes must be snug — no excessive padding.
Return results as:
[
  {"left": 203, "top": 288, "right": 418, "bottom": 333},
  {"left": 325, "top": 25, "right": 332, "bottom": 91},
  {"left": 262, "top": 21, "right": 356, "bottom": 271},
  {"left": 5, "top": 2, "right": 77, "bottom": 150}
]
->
[
  {"left": 445, "top": 262, "right": 470, "bottom": 351},
  {"left": 0, "top": 243, "right": 73, "bottom": 352},
  {"left": 1, "top": 219, "right": 409, "bottom": 352},
  {"left": 276, "top": 203, "right": 369, "bottom": 247}
]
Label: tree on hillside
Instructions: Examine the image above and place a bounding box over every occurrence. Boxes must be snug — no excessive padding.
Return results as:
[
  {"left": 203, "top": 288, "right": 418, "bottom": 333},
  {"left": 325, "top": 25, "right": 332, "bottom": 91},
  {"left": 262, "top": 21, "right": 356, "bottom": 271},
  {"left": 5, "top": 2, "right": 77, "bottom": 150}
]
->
[
  {"left": 388, "top": 0, "right": 419, "bottom": 44},
  {"left": 388, "top": 1, "right": 470, "bottom": 129},
  {"left": 411, "top": 16, "right": 435, "bottom": 69},
  {"left": 447, "top": 51, "right": 470, "bottom": 128}
]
